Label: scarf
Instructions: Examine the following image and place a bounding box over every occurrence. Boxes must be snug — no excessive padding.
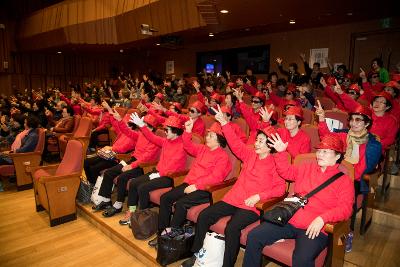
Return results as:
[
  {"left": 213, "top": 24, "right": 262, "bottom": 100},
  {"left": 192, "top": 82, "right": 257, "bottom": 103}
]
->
[
  {"left": 344, "top": 129, "right": 369, "bottom": 164},
  {"left": 11, "top": 129, "right": 29, "bottom": 152}
]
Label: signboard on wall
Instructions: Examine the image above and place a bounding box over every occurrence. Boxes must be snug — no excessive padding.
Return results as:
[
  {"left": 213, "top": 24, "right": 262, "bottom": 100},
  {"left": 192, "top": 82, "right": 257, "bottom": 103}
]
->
[
  {"left": 309, "top": 48, "right": 329, "bottom": 68},
  {"left": 166, "top": 61, "right": 174, "bottom": 74}
]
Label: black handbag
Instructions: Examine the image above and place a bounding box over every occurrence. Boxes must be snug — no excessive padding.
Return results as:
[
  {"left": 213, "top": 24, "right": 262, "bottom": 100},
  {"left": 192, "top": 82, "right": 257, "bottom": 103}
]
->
[
  {"left": 263, "top": 172, "right": 344, "bottom": 226},
  {"left": 76, "top": 179, "right": 93, "bottom": 204},
  {"left": 156, "top": 225, "right": 195, "bottom": 266}
]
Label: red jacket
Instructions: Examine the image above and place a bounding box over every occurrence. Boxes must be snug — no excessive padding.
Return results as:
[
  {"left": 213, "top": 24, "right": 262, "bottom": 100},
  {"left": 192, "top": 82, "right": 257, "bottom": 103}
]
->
[
  {"left": 274, "top": 152, "right": 354, "bottom": 233},
  {"left": 140, "top": 126, "right": 187, "bottom": 176},
  {"left": 94, "top": 111, "right": 112, "bottom": 132},
  {"left": 339, "top": 93, "right": 398, "bottom": 150},
  {"left": 60, "top": 94, "right": 83, "bottom": 115},
  {"left": 229, "top": 121, "right": 247, "bottom": 144},
  {"left": 110, "top": 117, "right": 136, "bottom": 153},
  {"left": 323, "top": 85, "right": 347, "bottom": 112},
  {"left": 221, "top": 123, "right": 286, "bottom": 215},
  {"left": 117, "top": 120, "right": 160, "bottom": 169},
  {"left": 276, "top": 127, "right": 311, "bottom": 158},
  {"left": 182, "top": 132, "right": 231, "bottom": 190},
  {"left": 318, "top": 121, "right": 367, "bottom": 181},
  {"left": 237, "top": 102, "right": 269, "bottom": 145}
]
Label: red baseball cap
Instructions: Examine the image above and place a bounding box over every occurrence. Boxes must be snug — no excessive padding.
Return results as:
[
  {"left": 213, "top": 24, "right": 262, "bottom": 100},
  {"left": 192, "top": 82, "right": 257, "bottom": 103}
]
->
[
  {"left": 348, "top": 83, "right": 360, "bottom": 93},
  {"left": 143, "top": 114, "right": 159, "bottom": 128},
  {"left": 252, "top": 91, "right": 266, "bottom": 103},
  {"left": 287, "top": 83, "right": 297, "bottom": 92},
  {"left": 191, "top": 101, "right": 206, "bottom": 113},
  {"left": 208, "top": 122, "right": 223, "bottom": 136},
  {"left": 163, "top": 115, "right": 184, "bottom": 129},
  {"left": 258, "top": 126, "right": 278, "bottom": 138},
  {"left": 155, "top": 93, "right": 164, "bottom": 101},
  {"left": 284, "top": 106, "right": 303, "bottom": 120},
  {"left": 257, "top": 79, "right": 264, "bottom": 85},
  {"left": 350, "top": 105, "right": 372, "bottom": 120},
  {"left": 210, "top": 93, "right": 223, "bottom": 103},
  {"left": 220, "top": 105, "right": 233, "bottom": 116},
  {"left": 171, "top": 102, "right": 182, "bottom": 113},
  {"left": 227, "top": 82, "right": 235, "bottom": 88},
  {"left": 326, "top": 76, "right": 336, "bottom": 86},
  {"left": 373, "top": 91, "right": 392, "bottom": 105},
  {"left": 315, "top": 133, "right": 345, "bottom": 153}
]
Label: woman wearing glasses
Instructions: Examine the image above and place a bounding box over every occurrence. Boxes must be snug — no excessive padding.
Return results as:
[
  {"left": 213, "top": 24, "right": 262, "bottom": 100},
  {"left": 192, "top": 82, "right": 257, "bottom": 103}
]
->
[{"left": 316, "top": 101, "right": 382, "bottom": 252}]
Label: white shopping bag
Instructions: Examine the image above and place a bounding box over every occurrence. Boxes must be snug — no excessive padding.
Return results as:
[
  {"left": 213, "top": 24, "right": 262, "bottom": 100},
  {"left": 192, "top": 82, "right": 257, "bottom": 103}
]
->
[
  {"left": 90, "top": 174, "right": 108, "bottom": 205},
  {"left": 194, "top": 232, "right": 225, "bottom": 267},
  {"left": 325, "top": 118, "right": 343, "bottom": 132}
]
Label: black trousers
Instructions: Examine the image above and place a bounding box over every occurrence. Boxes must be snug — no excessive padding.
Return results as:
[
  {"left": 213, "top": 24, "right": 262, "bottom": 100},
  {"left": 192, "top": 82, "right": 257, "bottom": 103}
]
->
[
  {"left": 89, "top": 128, "right": 109, "bottom": 148},
  {"left": 98, "top": 158, "right": 143, "bottom": 202},
  {"left": 191, "top": 201, "right": 259, "bottom": 267},
  {"left": 350, "top": 180, "right": 361, "bottom": 231},
  {"left": 84, "top": 156, "right": 118, "bottom": 184},
  {"left": 158, "top": 183, "right": 211, "bottom": 232},
  {"left": 127, "top": 174, "right": 172, "bottom": 209},
  {"left": 243, "top": 221, "right": 328, "bottom": 267}
]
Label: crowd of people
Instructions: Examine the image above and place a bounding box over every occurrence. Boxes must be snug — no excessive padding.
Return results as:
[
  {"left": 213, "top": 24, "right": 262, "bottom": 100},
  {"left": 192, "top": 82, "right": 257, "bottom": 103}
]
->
[{"left": 0, "top": 54, "right": 399, "bottom": 267}]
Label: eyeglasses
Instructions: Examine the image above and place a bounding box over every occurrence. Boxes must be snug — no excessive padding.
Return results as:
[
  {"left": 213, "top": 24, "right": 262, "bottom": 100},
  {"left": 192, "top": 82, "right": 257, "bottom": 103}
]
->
[
  {"left": 348, "top": 117, "right": 364, "bottom": 123},
  {"left": 348, "top": 91, "right": 357, "bottom": 95},
  {"left": 189, "top": 109, "right": 198, "bottom": 113},
  {"left": 251, "top": 100, "right": 261, "bottom": 104}
]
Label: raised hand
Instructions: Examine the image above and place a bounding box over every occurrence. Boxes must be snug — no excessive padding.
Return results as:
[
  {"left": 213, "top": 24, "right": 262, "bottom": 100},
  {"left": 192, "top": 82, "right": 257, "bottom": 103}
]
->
[
  {"left": 102, "top": 101, "right": 112, "bottom": 112},
  {"left": 267, "top": 133, "right": 288, "bottom": 153},
  {"left": 185, "top": 118, "right": 194, "bottom": 133},
  {"left": 232, "top": 88, "right": 243, "bottom": 102},
  {"left": 300, "top": 53, "right": 306, "bottom": 62},
  {"left": 320, "top": 77, "right": 327, "bottom": 88},
  {"left": 259, "top": 107, "right": 274, "bottom": 123},
  {"left": 333, "top": 79, "right": 343, "bottom": 94},
  {"left": 236, "top": 78, "right": 244, "bottom": 86},
  {"left": 212, "top": 104, "right": 228, "bottom": 126},
  {"left": 111, "top": 109, "right": 122, "bottom": 121},
  {"left": 129, "top": 112, "right": 145, "bottom": 127},
  {"left": 192, "top": 80, "right": 201, "bottom": 92},
  {"left": 276, "top": 57, "right": 283, "bottom": 65},
  {"left": 314, "top": 100, "right": 325, "bottom": 122}
]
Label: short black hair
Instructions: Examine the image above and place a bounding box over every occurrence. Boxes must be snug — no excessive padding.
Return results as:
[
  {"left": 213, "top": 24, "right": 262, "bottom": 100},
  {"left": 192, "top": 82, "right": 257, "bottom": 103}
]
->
[
  {"left": 313, "top": 62, "right": 321, "bottom": 68},
  {"left": 373, "top": 95, "right": 392, "bottom": 111},
  {"left": 256, "top": 130, "right": 276, "bottom": 153},
  {"left": 277, "top": 78, "right": 287, "bottom": 87},
  {"left": 26, "top": 114, "right": 40, "bottom": 129},
  {"left": 335, "top": 152, "right": 344, "bottom": 164},
  {"left": 216, "top": 134, "right": 227, "bottom": 148},
  {"left": 372, "top": 57, "right": 383, "bottom": 67},
  {"left": 169, "top": 126, "right": 183, "bottom": 136},
  {"left": 289, "top": 63, "right": 298, "bottom": 70}
]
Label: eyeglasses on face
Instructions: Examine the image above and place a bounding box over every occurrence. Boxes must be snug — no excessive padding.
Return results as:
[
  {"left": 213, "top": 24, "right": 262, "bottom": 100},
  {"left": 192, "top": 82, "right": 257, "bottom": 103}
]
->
[
  {"left": 348, "top": 117, "right": 364, "bottom": 123},
  {"left": 251, "top": 100, "right": 261, "bottom": 104},
  {"left": 189, "top": 109, "right": 198, "bottom": 113}
]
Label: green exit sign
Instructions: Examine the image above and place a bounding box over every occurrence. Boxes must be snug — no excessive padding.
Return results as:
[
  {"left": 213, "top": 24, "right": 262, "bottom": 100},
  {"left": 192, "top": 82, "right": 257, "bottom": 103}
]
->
[{"left": 381, "top": 18, "right": 391, "bottom": 28}]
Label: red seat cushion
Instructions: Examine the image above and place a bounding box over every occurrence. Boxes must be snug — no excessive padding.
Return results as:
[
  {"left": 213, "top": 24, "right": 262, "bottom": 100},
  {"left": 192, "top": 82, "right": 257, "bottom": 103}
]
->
[
  {"left": 0, "top": 165, "right": 15, "bottom": 176},
  {"left": 262, "top": 239, "right": 327, "bottom": 267},
  {"left": 239, "top": 221, "right": 260, "bottom": 245},
  {"left": 210, "top": 216, "right": 231, "bottom": 234},
  {"left": 33, "top": 169, "right": 51, "bottom": 181},
  {"left": 149, "top": 187, "right": 172, "bottom": 205},
  {"left": 187, "top": 203, "right": 210, "bottom": 223}
]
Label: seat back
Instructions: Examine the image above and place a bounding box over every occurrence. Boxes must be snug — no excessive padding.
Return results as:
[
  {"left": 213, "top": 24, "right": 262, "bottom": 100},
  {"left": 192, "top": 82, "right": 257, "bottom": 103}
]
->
[
  {"left": 301, "top": 124, "right": 320, "bottom": 153},
  {"left": 72, "top": 115, "right": 81, "bottom": 134},
  {"left": 114, "top": 107, "right": 127, "bottom": 118},
  {"left": 314, "top": 89, "right": 324, "bottom": 98},
  {"left": 131, "top": 99, "right": 140, "bottom": 108},
  {"left": 55, "top": 140, "right": 84, "bottom": 176},
  {"left": 187, "top": 94, "right": 198, "bottom": 108},
  {"left": 34, "top": 128, "right": 46, "bottom": 153},
  {"left": 316, "top": 97, "right": 336, "bottom": 110},
  {"left": 223, "top": 145, "right": 241, "bottom": 181},
  {"left": 301, "top": 108, "right": 315, "bottom": 125},
  {"left": 73, "top": 117, "right": 92, "bottom": 138},
  {"left": 324, "top": 110, "right": 349, "bottom": 129},
  {"left": 232, "top": 117, "right": 249, "bottom": 138}
]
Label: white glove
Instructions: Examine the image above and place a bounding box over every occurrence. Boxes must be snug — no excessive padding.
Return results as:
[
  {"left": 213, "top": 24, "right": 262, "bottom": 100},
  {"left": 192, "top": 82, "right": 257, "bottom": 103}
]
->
[{"left": 129, "top": 112, "right": 145, "bottom": 127}]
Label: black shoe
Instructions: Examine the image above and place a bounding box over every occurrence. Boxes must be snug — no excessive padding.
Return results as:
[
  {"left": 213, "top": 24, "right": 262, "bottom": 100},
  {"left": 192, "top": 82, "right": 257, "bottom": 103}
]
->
[
  {"left": 102, "top": 206, "right": 122, "bottom": 217},
  {"left": 181, "top": 255, "right": 196, "bottom": 267},
  {"left": 148, "top": 237, "right": 158, "bottom": 247},
  {"left": 92, "top": 201, "right": 111, "bottom": 211}
]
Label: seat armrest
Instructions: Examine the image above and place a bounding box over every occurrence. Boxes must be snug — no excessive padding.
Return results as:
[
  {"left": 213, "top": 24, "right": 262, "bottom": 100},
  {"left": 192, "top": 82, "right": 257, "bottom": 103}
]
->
[
  {"left": 255, "top": 194, "right": 288, "bottom": 212},
  {"left": 8, "top": 151, "right": 41, "bottom": 159},
  {"left": 115, "top": 153, "right": 131, "bottom": 161},
  {"left": 205, "top": 178, "right": 237, "bottom": 192},
  {"left": 169, "top": 170, "right": 189, "bottom": 178},
  {"left": 39, "top": 172, "right": 81, "bottom": 184},
  {"left": 27, "top": 164, "right": 59, "bottom": 174},
  {"left": 324, "top": 220, "right": 349, "bottom": 235}
]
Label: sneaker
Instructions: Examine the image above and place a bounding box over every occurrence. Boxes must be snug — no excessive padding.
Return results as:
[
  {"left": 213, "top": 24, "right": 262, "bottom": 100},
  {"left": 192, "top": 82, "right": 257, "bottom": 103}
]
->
[
  {"left": 181, "top": 255, "right": 196, "bottom": 267},
  {"left": 345, "top": 232, "right": 354, "bottom": 253},
  {"left": 119, "top": 211, "right": 132, "bottom": 225},
  {"left": 148, "top": 236, "right": 158, "bottom": 247}
]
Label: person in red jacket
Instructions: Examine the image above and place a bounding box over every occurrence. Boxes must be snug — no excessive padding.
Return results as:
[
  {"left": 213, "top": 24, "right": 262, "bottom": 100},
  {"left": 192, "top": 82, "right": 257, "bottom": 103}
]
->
[
  {"left": 243, "top": 133, "right": 354, "bottom": 267},
  {"left": 92, "top": 111, "right": 161, "bottom": 214},
  {"left": 220, "top": 105, "right": 247, "bottom": 143},
  {"left": 276, "top": 106, "right": 311, "bottom": 158},
  {"left": 181, "top": 105, "right": 286, "bottom": 267},
  {"left": 114, "top": 114, "right": 187, "bottom": 221},
  {"left": 146, "top": 120, "right": 232, "bottom": 247}
]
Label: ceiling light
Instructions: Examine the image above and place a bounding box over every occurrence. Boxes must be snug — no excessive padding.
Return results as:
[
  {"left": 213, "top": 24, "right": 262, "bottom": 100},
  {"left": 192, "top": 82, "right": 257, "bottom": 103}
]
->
[
  {"left": 289, "top": 19, "right": 296, "bottom": 24},
  {"left": 119, "top": 49, "right": 124, "bottom": 53},
  {"left": 209, "top": 33, "right": 214, "bottom": 37},
  {"left": 220, "top": 10, "right": 229, "bottom": 14},
  {"left": 244, "top": 28, "right": 250, "bottom": 31},
  {"left": 347, "top": 12, "right": 353, "bottom": 16},
  {"left": 156, "top": 43, "right": 160, "bottom": 46},
  {"left": 57, "top": 51, "right": 62, "bottom": 54}
]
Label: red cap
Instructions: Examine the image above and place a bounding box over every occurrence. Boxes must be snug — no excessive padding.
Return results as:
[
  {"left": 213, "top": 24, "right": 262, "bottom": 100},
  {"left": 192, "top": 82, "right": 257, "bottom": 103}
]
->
[
  {"left": 350, "top": 105, "right": 372, "bottom": 120},
  {"left": 374, "top": 91, "right": 392, "bottom": 102},
  {"left": 220, "top": 105, "right": 232, "bottom": 116},
  {"left": 315, "top": 133, "right": 345, "bottom": 153},
  {"left": 227, "top": 82, "right": 235, "bottom": 88},
  {"left": 391, "top": 73, "right": 400, "bottom": 82},
  {"left": 287, "top": 83, "right": 297, "bottom": 92},
  {"left": 348, "top": 83, "right": 360, "bottom": 93},
  {"left": 191, "top": 101, "right": 206, "bottom": 113},
  {"left": 257, "top": 79, "right": 264, "bottom": 85},
  {"left": 385, "top": 81, "right": 400, "bottom": 89},
  {"left": 163, "top": 115, "right": 184, "bottom": 129},
  {"left": 252, "top": 91, "right": 266, "bottom": 103},
  {"left": 143, "top": 114, "right": 159, "bottom": 128},
  {"left": 284, "top": 106, "right": 303, "bottom": 120},
  {"left": 210, "top": 93, "right": 222, "bottom": 103},
  {"left": 344, "top": 73, "right": 354, "bottom": 80},
  {"left": 171, "top": 102, "right": 182, "bottom": 112},
  {"left": 326, "top": 76, "right": 336, "bottom": 86},
  {"left": 258, "top": 126, "right": 278, "bottom": 138},
  {"left": 208, "top": 122, "right": 223, "bottom": 136},
  {"left": 155, "top": 93, "right": 164, "bottom": 101}
]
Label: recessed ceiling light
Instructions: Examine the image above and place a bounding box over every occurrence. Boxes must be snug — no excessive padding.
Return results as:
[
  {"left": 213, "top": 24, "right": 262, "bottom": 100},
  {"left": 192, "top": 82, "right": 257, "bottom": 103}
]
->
[
  {"left": 220, "top": 10, "right": 229, "bottom": 14},
  {"left": 209, "top": 33, "right": 214, "bottom": 37},
  {"left": 347, "top": 12, "right": 353, "bottom": 16},
  {"left": 119, "top": 49, "right": 124, "bottom": 53},
  {"left": 156, "top": 43, "right": 160, "bottom": 46},
  {"left": 57, "top": 51, "right": 62, "bottom": 54},
  {"left": 244, "top": 28, "right": 250, "bottom": 31},
  {"left": 289, "top": 19, "right": 296, "bottom": 24}
]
